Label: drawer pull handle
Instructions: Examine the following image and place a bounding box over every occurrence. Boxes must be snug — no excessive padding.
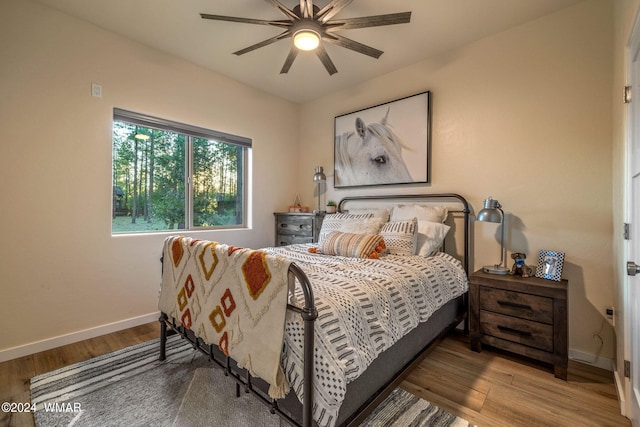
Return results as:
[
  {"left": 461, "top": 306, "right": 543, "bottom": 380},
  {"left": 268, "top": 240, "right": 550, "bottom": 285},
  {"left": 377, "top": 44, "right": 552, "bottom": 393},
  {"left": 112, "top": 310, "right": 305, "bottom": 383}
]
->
[
  {"left": 497, "top": 300, "right": 532, "bottom": 311},
  {"left": 497, "top": 325, "right": 533, "bottom": 337},
  {"left": 281, "top": 224, "right": 288, "bottom": 228}
]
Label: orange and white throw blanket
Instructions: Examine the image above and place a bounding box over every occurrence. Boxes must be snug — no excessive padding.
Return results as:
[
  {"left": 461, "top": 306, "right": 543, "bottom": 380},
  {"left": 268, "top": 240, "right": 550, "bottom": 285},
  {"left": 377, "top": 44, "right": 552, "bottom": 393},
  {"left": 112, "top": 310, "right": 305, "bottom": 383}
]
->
[{"left": 158, "top": 236, "right": 292, "bottom": 398}]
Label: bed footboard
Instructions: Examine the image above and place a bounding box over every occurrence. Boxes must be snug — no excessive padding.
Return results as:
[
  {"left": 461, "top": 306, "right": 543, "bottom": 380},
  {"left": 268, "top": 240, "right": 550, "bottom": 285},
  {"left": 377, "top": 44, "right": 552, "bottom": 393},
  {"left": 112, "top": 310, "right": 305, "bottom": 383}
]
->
[{"left": 159, "top": 261, "right": 317, "bottom": 427}]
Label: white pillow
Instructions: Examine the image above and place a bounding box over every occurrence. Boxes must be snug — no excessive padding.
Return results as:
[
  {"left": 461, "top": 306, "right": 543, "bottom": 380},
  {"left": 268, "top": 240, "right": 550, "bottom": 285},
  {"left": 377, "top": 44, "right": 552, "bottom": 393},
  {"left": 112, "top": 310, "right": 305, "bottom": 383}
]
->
[
  {"left": 339, "top": 217, "right": 385, "bottom": 235},
  {"left": 390, "top": 204, "right": 448, "bottom": 224},
  {"left": 379, "top": 218, "right": 418, "bottom": 256},
  {"left": 416, "top": 221, "right": 451, "bottom": 257},
  {"left": 344, "top": 208, "right": 390, "bottom": 223},
  {"left": 318, "top": 213, "right": 373, "bottom": 243}
]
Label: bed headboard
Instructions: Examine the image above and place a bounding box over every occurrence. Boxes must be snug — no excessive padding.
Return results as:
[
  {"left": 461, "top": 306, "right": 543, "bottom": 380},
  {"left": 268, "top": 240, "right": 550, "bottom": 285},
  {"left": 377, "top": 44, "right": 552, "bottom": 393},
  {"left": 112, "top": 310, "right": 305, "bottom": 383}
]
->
[{"left": 337, "top": 193, "right": 471, "bottom": 274}]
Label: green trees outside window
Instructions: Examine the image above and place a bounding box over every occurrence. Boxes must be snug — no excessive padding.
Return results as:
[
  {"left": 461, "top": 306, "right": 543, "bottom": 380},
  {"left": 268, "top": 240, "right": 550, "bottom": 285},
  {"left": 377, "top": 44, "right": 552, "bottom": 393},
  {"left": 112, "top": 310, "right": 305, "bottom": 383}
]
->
[{"left": 112, "top": 109, "right": 249, "bottom": 234}]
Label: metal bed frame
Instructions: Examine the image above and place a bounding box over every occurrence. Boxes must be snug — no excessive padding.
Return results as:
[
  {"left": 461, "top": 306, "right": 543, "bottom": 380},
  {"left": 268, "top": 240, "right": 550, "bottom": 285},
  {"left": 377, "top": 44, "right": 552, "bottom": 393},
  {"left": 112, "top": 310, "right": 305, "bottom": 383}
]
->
[
  {"left": 158, "top": 193, "right": 471, "bottom": 427},
  {"left": 159, "top": 262, "right": 317, "bottom": 427}
]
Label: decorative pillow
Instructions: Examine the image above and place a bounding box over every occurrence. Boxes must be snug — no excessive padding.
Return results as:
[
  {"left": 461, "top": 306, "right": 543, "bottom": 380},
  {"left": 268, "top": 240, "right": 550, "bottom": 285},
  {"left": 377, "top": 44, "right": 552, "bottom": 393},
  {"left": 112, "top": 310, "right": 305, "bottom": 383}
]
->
[
  {"left": 318, "top": 213, "right": 373, "bottom": 243},
  {"left": 339, "top": 217, "right": 385, "bottom": 235},
  {"left": 310, "top": 231, "right": 386, "bottom": 259},
  {"left": 343, "top": 208, "right": 390, "bottom": 223},
  {"left": 379, "top": 218, "right": 418, "bottom": 256},
  {"left": 390, "top": 204, "right": 448, "bottom": 224},
  {"left": 416, "top": 221, "right": 451, "bottom": 257}
]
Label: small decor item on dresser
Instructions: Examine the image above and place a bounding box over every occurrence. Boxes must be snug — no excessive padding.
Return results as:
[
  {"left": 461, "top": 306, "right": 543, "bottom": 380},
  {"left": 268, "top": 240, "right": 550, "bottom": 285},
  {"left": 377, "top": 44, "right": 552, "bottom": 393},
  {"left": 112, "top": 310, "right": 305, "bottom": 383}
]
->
[
  {"left": 326, "top": 200, "right": 337, "bottom": 214},
  {"left": 509, "top": 252, "right": 533, "bottom": 277},
  {"left": 289, "top": 193, "right": 309, "bottom": 213},
  {"left": 535, "top": 250, "right": 565, "bottom": 281}
]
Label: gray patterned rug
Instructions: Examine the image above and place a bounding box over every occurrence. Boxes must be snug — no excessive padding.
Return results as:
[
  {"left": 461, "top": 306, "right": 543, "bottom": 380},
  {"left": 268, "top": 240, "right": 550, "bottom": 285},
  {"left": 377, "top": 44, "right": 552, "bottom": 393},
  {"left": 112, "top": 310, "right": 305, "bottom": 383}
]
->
[{"left": 30, "top": 335, "right": 472, "bottom": 426}]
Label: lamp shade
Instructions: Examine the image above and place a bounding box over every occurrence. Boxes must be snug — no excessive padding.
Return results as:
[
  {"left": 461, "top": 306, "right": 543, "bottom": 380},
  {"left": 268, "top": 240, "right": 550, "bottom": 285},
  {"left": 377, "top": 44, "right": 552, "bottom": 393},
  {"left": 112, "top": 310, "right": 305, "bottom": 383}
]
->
[
  {"left": 477, "top": 197, "right": 502, "bottom": 223},
  {"left": 313, "top": 166, "right": 326, "bottom": 182}
]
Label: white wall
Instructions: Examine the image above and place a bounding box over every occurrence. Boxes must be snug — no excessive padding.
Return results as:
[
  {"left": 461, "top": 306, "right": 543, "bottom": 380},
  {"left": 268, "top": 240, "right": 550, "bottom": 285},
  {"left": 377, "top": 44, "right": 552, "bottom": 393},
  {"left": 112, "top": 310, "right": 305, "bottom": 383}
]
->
[
  {"left": 0, "top": 0, "right": 299, "bottom": 355},
  {"left": 298, "top": 0, "right": 615, "bottom": 362}
]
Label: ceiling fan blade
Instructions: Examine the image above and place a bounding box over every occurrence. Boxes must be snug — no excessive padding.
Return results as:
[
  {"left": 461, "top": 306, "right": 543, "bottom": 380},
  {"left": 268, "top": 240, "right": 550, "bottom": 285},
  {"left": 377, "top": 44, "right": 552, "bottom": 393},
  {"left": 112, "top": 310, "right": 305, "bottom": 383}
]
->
[
  {"left": 233, "top": 30, "right": 292, "bottom": 56},
  {"left": 280, "top": 47, "right": 299, "bottom": 73},
  {"left": 326, "top": 12, "right": 411, "bottom": 30},
  {"left": 200, "top": 13, "right": 291, "bottom": 28},
  {"left": 264, "top": 0, "right": 299, "bottom": 21},
  {"left": 317, "top": 0, "right": 355, "bottom": 23},
  {"left": 323, "top": 33, "right": 383, "bottom": 59},
  {"left": 299, "top": 0, "right": 314, "bottom": 18},
  {"left": 316, "top": 45, "right": 338, "bottom": 75}
]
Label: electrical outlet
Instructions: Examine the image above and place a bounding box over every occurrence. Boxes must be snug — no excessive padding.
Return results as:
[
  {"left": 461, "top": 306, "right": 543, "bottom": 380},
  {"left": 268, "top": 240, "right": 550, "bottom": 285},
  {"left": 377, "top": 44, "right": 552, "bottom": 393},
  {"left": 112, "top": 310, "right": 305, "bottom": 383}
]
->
[{"left": 606, "top": 307, "right": 614, "bottom": 326}]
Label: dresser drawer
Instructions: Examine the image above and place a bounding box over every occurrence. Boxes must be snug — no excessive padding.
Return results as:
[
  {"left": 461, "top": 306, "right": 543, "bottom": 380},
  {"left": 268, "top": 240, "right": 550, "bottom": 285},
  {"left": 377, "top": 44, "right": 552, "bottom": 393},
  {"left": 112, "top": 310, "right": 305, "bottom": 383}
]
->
[
  {"left": 480, "top": 310, "right": 553, "bottom": 352},
  {"left": 276, "top": 217, "right": 314, "bottom": 236},
  {"left": 277, "top": 234, "right": 314, "bottom": 246},
  {"left": 480, "top": 287, "right": 553, "bottom": 324}
]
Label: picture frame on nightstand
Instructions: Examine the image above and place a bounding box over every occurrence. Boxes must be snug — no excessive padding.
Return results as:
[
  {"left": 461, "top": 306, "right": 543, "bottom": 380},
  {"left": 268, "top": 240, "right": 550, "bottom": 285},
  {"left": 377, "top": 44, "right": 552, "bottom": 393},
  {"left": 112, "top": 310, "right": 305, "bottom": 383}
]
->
[{"left": 535, "top": 250, "right": 565, "bottom": 281}]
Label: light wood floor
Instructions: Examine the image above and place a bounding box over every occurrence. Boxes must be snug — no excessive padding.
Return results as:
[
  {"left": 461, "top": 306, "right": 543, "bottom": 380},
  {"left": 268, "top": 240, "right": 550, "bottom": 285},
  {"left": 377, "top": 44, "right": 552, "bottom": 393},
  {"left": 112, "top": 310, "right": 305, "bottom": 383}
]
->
[
  {"left": 403, "top": 333, "right": 630, "bottom": 427},
  {"left": 0, "top": 323, "right": 630, "bottom": 427}
]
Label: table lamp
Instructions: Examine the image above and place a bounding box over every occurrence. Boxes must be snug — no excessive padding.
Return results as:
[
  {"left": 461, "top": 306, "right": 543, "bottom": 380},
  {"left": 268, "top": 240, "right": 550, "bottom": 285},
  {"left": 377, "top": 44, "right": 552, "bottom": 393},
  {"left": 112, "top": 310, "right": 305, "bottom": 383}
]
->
[
  {"left": 312, "top": 166, "right": 326, "bottom": 212},
  {"left": 477, "top": 197, "right": 509, "bottom": 275}
]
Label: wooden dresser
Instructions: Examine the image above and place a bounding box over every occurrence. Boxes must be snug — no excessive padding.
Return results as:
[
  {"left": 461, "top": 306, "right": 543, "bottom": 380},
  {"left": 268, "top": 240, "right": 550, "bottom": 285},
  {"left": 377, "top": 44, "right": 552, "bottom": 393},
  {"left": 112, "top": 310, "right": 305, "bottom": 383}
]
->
[
  {"left": 274, "top": 212, "right": 324, "bottom": 246},
  {"left": 469, "top": 269, "right": 568, "bottom": 380}
]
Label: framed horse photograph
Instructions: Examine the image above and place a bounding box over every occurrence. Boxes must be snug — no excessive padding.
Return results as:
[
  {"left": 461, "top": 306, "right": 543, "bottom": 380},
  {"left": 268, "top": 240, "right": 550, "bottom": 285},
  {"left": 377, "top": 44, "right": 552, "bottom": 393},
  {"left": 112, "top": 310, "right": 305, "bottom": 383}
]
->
[{"left": 334, "top": 91, "right": 431, "bottom": 188}]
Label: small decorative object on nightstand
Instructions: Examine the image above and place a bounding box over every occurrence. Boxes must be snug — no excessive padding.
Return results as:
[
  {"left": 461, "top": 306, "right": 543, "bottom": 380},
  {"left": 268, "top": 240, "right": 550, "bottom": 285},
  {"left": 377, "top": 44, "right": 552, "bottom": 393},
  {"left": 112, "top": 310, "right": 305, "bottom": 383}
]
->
[
  {"left": 509, "top": 252, "right": 533, "bottom": 277},
  {"left": 469, "top": 269, "right": 568, "bottom": 380},
  {"left": 535, "top": 250, "right": 565, "bottom": 281},
  {"left": 274, "top": 212, "right": 325, "bottom": 246}
]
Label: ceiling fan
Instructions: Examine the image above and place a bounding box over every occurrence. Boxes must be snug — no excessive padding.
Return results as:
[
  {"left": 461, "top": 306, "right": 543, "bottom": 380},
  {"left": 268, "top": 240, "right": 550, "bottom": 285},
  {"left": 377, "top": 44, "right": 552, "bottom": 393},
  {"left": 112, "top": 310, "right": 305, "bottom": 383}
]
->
[{"left": 200, "top": 0, "right": 411, "bottom": 75}]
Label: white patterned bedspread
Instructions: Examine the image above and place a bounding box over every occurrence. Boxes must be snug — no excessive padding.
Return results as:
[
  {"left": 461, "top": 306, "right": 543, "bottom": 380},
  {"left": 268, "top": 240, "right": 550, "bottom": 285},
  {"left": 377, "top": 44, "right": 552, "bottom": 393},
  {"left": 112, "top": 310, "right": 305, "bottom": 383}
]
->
[{"left": 264, "top": 244, "right": 468, "bottom": 427}]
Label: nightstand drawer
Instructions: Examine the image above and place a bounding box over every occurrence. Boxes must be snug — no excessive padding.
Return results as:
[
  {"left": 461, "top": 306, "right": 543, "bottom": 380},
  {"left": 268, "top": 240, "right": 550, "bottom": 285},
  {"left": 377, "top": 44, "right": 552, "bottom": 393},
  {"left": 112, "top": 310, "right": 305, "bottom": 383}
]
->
[
  {"left": 480, "top": 310, "right": 553, "bottom": 352},
  {"left": 276, "top": 218, "right": 314, "bottom": 236},
  {"left": 480, "top": 287, "right": 553, "bottom": 324}
]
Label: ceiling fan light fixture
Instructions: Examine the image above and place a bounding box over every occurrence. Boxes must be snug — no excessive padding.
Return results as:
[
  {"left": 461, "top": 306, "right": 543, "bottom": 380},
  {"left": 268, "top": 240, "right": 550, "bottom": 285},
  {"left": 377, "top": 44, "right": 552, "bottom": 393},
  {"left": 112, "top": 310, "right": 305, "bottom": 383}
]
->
[
  {"left": 200, "top": 1, "right": 412, "bottom": 75},
  {"left": 293, "top": 29, "right": 320, "bottom": 51}
]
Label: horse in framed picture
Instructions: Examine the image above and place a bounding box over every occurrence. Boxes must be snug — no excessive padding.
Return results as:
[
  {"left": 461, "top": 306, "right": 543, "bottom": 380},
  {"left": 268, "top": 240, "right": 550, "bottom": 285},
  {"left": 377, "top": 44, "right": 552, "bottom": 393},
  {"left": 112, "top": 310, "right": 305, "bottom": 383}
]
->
[{"left": 335, "top": 108, "right": 412, "bottom": 187}]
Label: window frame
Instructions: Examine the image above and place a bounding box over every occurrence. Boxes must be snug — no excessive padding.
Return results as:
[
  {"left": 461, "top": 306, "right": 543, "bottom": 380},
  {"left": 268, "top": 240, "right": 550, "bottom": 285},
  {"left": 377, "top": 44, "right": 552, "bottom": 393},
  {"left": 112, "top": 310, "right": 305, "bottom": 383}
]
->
[{"left": 112, "top": 108, "right": 250, "bottom": 234}]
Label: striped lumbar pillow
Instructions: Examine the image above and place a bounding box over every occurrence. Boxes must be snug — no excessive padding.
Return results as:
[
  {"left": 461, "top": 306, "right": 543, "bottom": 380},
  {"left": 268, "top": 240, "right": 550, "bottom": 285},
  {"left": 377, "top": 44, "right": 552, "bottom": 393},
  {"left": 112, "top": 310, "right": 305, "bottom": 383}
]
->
[{"left": 311, "top": 231, "right": 386, "bottom": 259}]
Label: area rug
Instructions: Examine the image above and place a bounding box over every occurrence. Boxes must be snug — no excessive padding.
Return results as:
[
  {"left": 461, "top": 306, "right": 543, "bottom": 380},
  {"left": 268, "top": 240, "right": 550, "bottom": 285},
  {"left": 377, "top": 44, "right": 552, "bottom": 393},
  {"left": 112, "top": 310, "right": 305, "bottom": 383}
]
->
[{"left": 31, "top": 335, "right": 473, "bottom": 427}]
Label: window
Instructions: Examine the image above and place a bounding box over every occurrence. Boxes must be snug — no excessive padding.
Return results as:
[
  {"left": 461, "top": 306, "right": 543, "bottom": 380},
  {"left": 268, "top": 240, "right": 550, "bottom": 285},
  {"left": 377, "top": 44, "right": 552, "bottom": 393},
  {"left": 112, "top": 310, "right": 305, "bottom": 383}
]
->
[{"left": 112, "top": 108, "right": 250, "bottom": 234}]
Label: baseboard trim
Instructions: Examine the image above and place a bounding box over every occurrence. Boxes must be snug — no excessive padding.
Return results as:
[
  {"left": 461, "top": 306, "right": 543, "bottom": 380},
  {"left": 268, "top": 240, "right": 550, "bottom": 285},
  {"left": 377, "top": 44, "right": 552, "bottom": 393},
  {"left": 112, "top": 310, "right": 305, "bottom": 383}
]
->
[
  {"left": 613, "top": 364, "right": 628, "bottom": 417},
  {"left": 0, "top": 312, "right": 160, "bottom": 363},
  {"left": 569, "top": 348, "right": 613, "bottom": 371},
  {"left": 0, "top": 316, "right": 618, "bottom": 373}
]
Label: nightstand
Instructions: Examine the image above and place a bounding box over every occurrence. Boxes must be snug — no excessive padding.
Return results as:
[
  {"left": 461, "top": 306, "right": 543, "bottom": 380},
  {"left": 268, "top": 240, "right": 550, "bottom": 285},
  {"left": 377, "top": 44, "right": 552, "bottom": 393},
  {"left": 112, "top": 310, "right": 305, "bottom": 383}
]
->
[
  {"left": 274, "top": 212, "right": 325, "bottom": 246},
  {"left": 469, "top": 269, "right": 568, "bottom": 380}
]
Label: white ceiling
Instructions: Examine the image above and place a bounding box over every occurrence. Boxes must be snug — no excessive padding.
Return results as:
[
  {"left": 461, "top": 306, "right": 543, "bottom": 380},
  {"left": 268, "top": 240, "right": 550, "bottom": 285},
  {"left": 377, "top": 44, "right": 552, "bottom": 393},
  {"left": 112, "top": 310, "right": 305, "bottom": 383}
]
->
[{"left": 35, "top": 0, "right": 585, "bottom": 103}]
